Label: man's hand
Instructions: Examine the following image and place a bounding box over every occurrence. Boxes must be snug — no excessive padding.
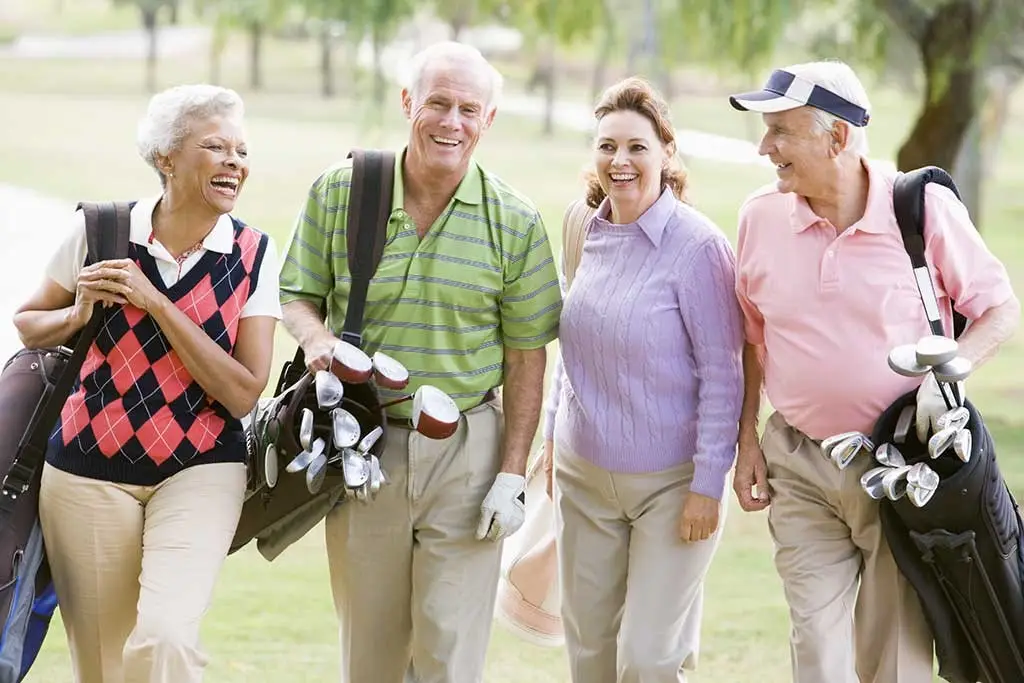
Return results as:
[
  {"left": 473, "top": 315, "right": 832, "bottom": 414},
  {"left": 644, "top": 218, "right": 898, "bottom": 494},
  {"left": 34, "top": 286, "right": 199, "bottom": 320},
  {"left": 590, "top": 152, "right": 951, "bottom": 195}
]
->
[
  {"left": 302, "top": 333, "right": 340, "bottom": 373},
  {"left": 916, "top": 373, "right": 964, "bottom": 444},
  {"left": 733, "top": 438, "right": 771, "bottom": 512},
  {"left": 678, "top": 492, "right": 721, "bottom": 543},
  {"left": 476, "top": 472, "right": 526, "bottom": 542},
  {"left": 542, "top": 440, "right": 554, "bottom": 499}
]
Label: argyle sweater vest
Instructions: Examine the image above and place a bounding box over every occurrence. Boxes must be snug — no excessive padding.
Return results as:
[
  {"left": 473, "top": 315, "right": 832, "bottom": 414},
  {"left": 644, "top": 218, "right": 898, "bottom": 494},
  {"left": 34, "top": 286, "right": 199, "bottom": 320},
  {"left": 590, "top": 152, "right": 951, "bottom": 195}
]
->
[{"left": 47, "top": 216, "right": 269, "bottom": 486}]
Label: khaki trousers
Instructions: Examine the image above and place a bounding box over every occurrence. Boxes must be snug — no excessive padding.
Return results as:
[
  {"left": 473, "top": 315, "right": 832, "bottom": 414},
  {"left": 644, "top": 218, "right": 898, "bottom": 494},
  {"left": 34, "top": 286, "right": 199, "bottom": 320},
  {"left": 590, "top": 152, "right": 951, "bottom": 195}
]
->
[
  {"left": 38, "top": 461, "right": 246, "bottom": 683},
  {"left": 325, "top": 400, "right": 504, "bottom": 683},
  {"left": 555, "top": 448, "right": 725, "bottom": 683},
  {"left": 762, "top": 412, "right": 934, "bottom": 683}
]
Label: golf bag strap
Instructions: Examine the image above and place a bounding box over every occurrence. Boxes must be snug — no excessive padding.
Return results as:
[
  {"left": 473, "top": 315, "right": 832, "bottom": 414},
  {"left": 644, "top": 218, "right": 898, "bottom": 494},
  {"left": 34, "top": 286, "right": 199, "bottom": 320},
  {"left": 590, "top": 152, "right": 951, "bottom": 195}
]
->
[
  {"left": 342, "top": 149, "right": 395, "bottom": 349},
  {"left": 893, "top": 166, "right": 968, "bottom": 339},
  {"left": 0, "top": 201, "right": 131, "bottom": 511},
  {"left": 284, "top": 149, "right": 396, "bottom": 375},
  {"left": 561, "top": 198, "right": 596, "bottom": 288}
]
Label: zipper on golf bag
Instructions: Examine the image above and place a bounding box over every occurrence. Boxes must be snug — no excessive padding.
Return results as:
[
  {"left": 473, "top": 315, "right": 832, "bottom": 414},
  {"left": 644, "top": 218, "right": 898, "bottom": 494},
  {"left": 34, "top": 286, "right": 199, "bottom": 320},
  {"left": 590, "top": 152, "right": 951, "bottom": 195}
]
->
[{"left": 912, "top": 529, "right": 1024, "bottom": 683}]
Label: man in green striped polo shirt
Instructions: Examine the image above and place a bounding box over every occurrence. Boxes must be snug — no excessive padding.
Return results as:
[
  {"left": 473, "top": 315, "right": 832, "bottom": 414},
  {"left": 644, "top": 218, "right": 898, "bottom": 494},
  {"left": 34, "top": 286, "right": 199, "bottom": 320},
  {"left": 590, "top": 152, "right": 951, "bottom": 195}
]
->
[{"left": 279, "top": 41, "right": 561, "bottom": 683}]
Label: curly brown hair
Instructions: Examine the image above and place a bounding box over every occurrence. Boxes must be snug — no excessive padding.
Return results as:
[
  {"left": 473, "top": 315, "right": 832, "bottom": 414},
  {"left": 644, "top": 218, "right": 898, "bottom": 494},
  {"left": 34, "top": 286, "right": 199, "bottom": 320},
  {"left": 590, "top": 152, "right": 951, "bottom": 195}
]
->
[{"left": 584, "top": 77, "right": 688, "bottom": 209}]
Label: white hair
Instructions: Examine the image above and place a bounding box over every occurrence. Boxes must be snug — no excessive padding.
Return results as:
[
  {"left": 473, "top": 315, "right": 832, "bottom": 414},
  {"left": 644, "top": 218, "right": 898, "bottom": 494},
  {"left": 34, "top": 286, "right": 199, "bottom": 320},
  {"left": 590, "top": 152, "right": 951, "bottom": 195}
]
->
[
  {"left": 404, "top": 41, "right": 504, "bottom": 112},
  {"left": 785, "top": 60, "right": 872, "bottom": 155},
  {"left": 136, "top": 84, "right": 244, "bottom": 184}
]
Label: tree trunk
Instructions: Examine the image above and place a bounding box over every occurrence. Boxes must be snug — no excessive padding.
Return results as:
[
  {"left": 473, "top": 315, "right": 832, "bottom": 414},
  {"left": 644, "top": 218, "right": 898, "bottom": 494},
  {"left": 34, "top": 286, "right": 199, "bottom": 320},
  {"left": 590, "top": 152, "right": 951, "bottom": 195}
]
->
[
  {"left": 590, "top": 0, "right": 616, "bottom": 103},
  {"left": 249, "top": 20, "right": 263, "bottom": 91},
  {"left": 952, "top": 117, "right": 982, "bottom": 223},
  {"left": 142, "top": 7, "right": 158, "bottom": 93},
  {"left": 320, "top": 26, "right": 334, "bottom": 98},
  {"left": 895, "top": 0, "right": 989, "bottom": 173}
]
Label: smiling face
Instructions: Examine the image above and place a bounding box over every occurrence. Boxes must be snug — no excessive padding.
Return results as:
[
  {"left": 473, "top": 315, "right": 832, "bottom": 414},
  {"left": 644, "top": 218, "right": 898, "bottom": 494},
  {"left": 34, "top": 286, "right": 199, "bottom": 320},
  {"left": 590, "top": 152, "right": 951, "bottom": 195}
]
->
[
  {"left": 402, "top": 59, "right": 495, "bottom": 180},
  {"left": 594, "top": 109, "right": 670, "bottom": 222},
  {"left": 757, "top": 107, "right": 837, "bottom": 198},
  {"left": 159, "top": 113, "right": 248, "bottom": 216}
]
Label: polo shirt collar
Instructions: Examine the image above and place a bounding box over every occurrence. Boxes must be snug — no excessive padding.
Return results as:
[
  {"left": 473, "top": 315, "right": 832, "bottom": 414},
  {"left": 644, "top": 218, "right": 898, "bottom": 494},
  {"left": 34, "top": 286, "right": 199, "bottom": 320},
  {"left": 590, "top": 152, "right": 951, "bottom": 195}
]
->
[
  {"left": 391, "top": 148, "right": 484, "bottom": 212},
  {"left": 130, "top": 195, "right": 235, "bottom": 254},
  {"left": 790, "top": 158, "right": 892, "bottom": 235},
  {"left": 594, "top": 187, "right": 675, "bottom": 246}
]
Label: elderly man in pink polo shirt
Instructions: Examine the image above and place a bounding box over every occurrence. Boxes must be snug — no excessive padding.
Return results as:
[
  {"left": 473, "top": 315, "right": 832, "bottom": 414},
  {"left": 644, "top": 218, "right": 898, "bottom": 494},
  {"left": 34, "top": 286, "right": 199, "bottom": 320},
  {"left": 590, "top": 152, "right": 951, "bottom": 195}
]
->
[{"left": 727, "top": 61, "right": 1021, "bottom": 683}]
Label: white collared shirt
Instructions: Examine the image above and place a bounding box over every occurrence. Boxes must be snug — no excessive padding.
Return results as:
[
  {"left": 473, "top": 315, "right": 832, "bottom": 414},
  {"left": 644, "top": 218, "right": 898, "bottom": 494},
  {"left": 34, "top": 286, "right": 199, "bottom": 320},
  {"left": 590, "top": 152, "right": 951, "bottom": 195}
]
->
[{"left": 45, "top": 195, "right": 281, "bottom": 319}]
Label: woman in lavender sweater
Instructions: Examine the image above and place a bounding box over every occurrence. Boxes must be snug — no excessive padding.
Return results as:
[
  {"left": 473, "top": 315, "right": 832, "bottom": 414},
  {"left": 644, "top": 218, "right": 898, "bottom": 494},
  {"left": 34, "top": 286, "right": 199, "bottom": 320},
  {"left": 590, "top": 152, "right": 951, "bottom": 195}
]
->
[{"left": 541, "top": 77, "right": 744, "bottom": 683}]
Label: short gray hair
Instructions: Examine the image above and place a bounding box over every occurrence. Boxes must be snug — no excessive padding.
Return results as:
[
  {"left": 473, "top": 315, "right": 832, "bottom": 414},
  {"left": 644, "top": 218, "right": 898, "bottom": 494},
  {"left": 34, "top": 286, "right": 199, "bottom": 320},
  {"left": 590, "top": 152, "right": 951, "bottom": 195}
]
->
[
  {"left": 136, "top": 84, "right": 244, "bottom": 183},
  {"left": 404, "top": 41, "right": 503, "bottom": 112},
  {"left": 785, "top": 60, "right": 872, "bottom": 155}
]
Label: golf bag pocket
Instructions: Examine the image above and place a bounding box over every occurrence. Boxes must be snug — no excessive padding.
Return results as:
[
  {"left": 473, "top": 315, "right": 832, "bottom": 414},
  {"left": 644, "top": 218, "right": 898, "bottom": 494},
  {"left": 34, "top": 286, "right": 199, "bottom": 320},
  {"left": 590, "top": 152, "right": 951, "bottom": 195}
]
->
[{"left": 0, "top": 520, "right": 55, "bottom": 683}]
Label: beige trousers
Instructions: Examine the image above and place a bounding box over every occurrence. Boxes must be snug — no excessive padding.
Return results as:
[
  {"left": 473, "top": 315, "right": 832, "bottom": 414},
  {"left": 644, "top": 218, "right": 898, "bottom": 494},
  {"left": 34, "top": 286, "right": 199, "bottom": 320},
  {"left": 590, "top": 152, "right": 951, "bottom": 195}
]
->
[
  {"left": 38, "top": 462, "right": 246, "bottom": 683},
  {"left": 555, "top": 448, "right": 725, "bottom": 683},
  {"left": 325, "top": 400, "right": 504, "bottom": 683},
  {"left": 762, "top": 412, "right": 934, "bottom": 683}
]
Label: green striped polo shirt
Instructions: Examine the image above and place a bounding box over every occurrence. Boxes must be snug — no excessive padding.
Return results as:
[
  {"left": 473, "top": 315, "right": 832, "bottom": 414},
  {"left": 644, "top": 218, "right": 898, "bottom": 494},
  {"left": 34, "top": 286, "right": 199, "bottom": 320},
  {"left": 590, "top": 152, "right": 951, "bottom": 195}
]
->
[{"left": 280, "top": 151, "right": 562, "bottom": 418}]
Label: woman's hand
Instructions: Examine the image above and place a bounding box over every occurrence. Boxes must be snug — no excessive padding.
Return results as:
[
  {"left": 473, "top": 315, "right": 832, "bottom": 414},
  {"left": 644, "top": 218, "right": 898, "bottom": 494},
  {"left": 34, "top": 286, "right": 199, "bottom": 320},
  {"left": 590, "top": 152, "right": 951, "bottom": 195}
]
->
[
  {"left": 72, "top": 261, "right": 130, "bottom": 324},
  {"left": 79, "top": 259, "right": 165, "bottom": 314},
  {"left": 678, "top": 491, "right": 721, "bottom": 543}
]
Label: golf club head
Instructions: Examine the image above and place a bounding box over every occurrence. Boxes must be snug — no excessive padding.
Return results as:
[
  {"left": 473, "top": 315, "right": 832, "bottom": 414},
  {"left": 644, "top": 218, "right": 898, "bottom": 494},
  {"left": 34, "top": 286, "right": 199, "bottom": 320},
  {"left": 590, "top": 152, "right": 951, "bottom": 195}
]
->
[
  {"left": 906, "top": 482, "right": 935, "bottom": 508},
  {"left": 860, "top": 466, "right": 892, "bottom": 500},
  {"left": 882, "top": 466, "right": 912, "bottom": 501},
  {"left": 342, "top": 450, "right": 370, "bottom": 488},
  {"left": 331, "top": 408, "right": 361, "bottom": 450},
  {"left": 937, "top": 406, "right": 969, "bottom": 432},
  {"left": 928, "top": 427, "right": 958, "bottom": 459},
  {"left": 357, "top": 425, "right": 383, "bottom": 454},
  {"left": 875, "top": 443, "right": 906, "bottom": 468},
  {"left": 355, "top": 483, "right": 370, "bottom": 503},
  {"left": 907, "top": 462, "right": 940, "bottom": 491},
  {"left": 932, "top": 356, "right": 973, "bottom": 384},
  {"left": 894, "top": 405, "right": 915, "bottom": 445},
  {"left": 832, "top": 435, "right": 866, "bottom": 470},
  {"left": 915, "top": 335, "right": 958, "bottom": 367},
  {"left": 315, "top": 370, "right": 344, "bottom": 410},
  {"left": 299, "top": 408, "right": 314, "bottom": 451},
  {"left": 888, "top": 344, "right": 932, "bottom": 377},
  {"left": 306, "top": 452, "right": 327, "bottom": 494},
  {"left": 821, "top": 431, "right": 865, "bottom": 460},
  {"left": 953, "top": 428, "right": 972, "bottom": 463},
  {"left": 369, "top": 455, "right": 383, "bottom": 494},
  {"left": 285, "top": 449, "right": 315, "bottom": 474}
]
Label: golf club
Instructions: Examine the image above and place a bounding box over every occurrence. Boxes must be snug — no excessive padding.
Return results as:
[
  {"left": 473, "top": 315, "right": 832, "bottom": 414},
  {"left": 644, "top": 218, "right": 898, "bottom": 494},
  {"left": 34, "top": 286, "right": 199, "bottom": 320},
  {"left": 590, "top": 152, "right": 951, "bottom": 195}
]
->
[
  {"left": 882, "top": 466, "right": 912, "bottom": 501},
  {"left": 937, "top": 406, "right": 969, "bottom": 432},
  {"left": 315, "top": 370, "right": 344, "bottom": 410},
  {"left": 832, "top": 434, "right": 867, "bottom": 470},
  {"left": 331, "top": 408, "right": 361, "bottom": 450},
  {"left": 915, "top": 335, "right": 958, "bottom": 366},
  {"left": 875, "top": 443, "right": 906, "bottom": 468},
  {"left": 928, "top": 426, "right": 958, "bottom": 459},
  {"left": 299, "top": 408, "right": 314, "bottom": 451},
  {"left": 888, "top": 344, "right": 932, "bottom": 377},
  {"left": 953, "top": 428, "right": 972, "bottom": 463},
  {"left": 306, "top": 451, "right": 327, "bottom": 494},
  {"left": 861, "top": 466, "right": 892, "bottom": 500},
  {"left": 932, "top": 356, "right": 972, "bottom": 407},
  {"left": 894, "top": 405, "right": 915, "bottom": 444}
]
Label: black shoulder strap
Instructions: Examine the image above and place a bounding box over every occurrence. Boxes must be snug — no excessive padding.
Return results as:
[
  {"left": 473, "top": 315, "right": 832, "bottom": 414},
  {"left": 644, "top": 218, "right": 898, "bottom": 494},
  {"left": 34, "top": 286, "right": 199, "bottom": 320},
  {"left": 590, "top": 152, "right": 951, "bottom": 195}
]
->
[
  {"left": 277, "top": 150, "right": 395, "bottom": 389},
  {"left": 893, "top": 166, "right": 968, "bottom": 339},
  {"left": 342, "top": 149, "right": 395, "bottom": 348},
  {"left": 0, "top": 202, "right": 132, "bottom": 510}
]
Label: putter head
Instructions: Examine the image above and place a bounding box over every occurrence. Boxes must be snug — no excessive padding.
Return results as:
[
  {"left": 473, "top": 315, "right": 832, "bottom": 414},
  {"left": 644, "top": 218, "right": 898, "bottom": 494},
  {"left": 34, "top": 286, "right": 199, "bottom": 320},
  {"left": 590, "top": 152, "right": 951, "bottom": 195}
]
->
[
  {"left": 915, "top": 335, "right": 958, "bottom": 367},
  {"left": 315, "top": 370, "right": 344, "bottom": 410},
  {"left": 874, "top": 443, "right": 906, "bottom": 468},
  {"left": 860, "top": 466, "right": 892, "bottom": 500},
  {"left": 888, "top": 344, "right": 932, "bottom": 377},
  {"left": 894, "top": 405, "right": 915, "bottom": 445},
  {"left": 953, "top": 428, "right": 972, "bottom": 463},
  {"left": 928, "top": 427, "right": 958, "bottom": 460},
  {"left": 882, "top": 466, "right": 912, "bottom": 501}
]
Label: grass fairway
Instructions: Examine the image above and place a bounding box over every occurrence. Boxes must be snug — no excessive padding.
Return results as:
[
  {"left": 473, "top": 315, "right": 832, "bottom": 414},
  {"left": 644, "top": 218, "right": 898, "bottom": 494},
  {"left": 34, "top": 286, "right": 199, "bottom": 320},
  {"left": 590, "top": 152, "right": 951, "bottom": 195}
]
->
[{"left": 0, "top": 20, "right": 1022, "bottom": 683}]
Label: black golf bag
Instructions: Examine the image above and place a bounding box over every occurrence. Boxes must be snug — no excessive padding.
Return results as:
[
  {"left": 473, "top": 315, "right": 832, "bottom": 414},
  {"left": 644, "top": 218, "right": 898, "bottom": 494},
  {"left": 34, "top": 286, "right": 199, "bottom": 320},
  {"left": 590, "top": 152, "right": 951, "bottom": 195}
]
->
[{"left": 874, "top": 166, "right": 1024, "bottom": 683}]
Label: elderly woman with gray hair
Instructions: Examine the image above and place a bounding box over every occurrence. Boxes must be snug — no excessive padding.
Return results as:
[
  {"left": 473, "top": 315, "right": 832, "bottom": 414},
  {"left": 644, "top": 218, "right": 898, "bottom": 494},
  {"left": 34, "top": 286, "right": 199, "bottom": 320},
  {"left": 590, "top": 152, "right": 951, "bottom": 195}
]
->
[{"left": 12, "top": 84, "right": 280, "bottom": 683}]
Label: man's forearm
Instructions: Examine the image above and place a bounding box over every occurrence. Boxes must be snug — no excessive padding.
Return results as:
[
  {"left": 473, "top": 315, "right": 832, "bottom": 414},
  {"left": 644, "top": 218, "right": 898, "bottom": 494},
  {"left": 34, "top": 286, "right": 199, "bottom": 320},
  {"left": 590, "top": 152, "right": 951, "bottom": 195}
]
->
[
  {"left": 500, "top": 346, "right": 547, "bottom": 476},
  {"left": 282, "top": 299, "right": 331, "bottom": 348},
  {"left": 957, "top": 295, "right": 1021, "bottom": 368},
  {"left": 739, "top": 342, "right": 765, "bottom": 446}
]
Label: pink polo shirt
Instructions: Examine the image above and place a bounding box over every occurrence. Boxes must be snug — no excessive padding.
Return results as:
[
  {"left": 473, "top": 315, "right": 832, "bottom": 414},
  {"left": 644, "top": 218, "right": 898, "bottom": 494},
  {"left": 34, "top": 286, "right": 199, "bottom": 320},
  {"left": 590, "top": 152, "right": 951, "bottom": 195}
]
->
[{"left": 736, "top": 159, "right": 1014, "bottom": 440}]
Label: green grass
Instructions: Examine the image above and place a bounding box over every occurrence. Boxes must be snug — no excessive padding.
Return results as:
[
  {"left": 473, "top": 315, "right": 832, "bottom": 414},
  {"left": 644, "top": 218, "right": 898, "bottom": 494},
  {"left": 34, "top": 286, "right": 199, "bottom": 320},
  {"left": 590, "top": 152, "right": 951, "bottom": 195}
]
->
[{"left": 0, "top": 19, "right": 1022, "bottom": 683}]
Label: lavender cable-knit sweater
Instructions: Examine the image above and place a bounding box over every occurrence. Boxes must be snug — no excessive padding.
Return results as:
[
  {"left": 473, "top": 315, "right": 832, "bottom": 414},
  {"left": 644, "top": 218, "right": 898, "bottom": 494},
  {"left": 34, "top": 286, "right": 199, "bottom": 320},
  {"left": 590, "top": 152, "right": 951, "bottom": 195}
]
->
[{"left": 542, "top": 189, "right": 744, "bottom": 500}]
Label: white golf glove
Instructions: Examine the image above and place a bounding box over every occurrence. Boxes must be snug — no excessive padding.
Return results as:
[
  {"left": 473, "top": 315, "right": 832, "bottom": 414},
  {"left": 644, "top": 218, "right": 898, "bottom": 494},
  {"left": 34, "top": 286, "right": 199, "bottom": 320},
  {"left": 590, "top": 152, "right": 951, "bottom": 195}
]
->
[
  {"left": 476, "top": 472, "right": 526, "bottom": 542},
  {"left": 916, "top": 373, "right": 966, "bottom": 444}
]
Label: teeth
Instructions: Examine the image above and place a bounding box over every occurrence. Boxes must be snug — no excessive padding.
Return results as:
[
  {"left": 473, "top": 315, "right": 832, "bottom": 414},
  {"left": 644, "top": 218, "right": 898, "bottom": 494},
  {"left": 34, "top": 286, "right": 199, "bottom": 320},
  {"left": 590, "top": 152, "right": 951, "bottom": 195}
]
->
[
  {"left": 431, "top": 136, "right": 459, "bottom": 145},
  {"left": 211, "top": 176, "right": 239, "bottom": 186},
  {"left": 610, "top": 173, "right": 637, "bottom": 181}
]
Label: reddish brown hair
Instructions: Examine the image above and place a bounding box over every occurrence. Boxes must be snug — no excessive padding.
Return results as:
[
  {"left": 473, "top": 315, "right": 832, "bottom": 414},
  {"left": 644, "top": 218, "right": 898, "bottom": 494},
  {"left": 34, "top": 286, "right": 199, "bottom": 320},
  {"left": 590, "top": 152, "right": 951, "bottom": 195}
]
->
[{"left": 584, "top": 77, "right": 688, "bottom": 209}]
